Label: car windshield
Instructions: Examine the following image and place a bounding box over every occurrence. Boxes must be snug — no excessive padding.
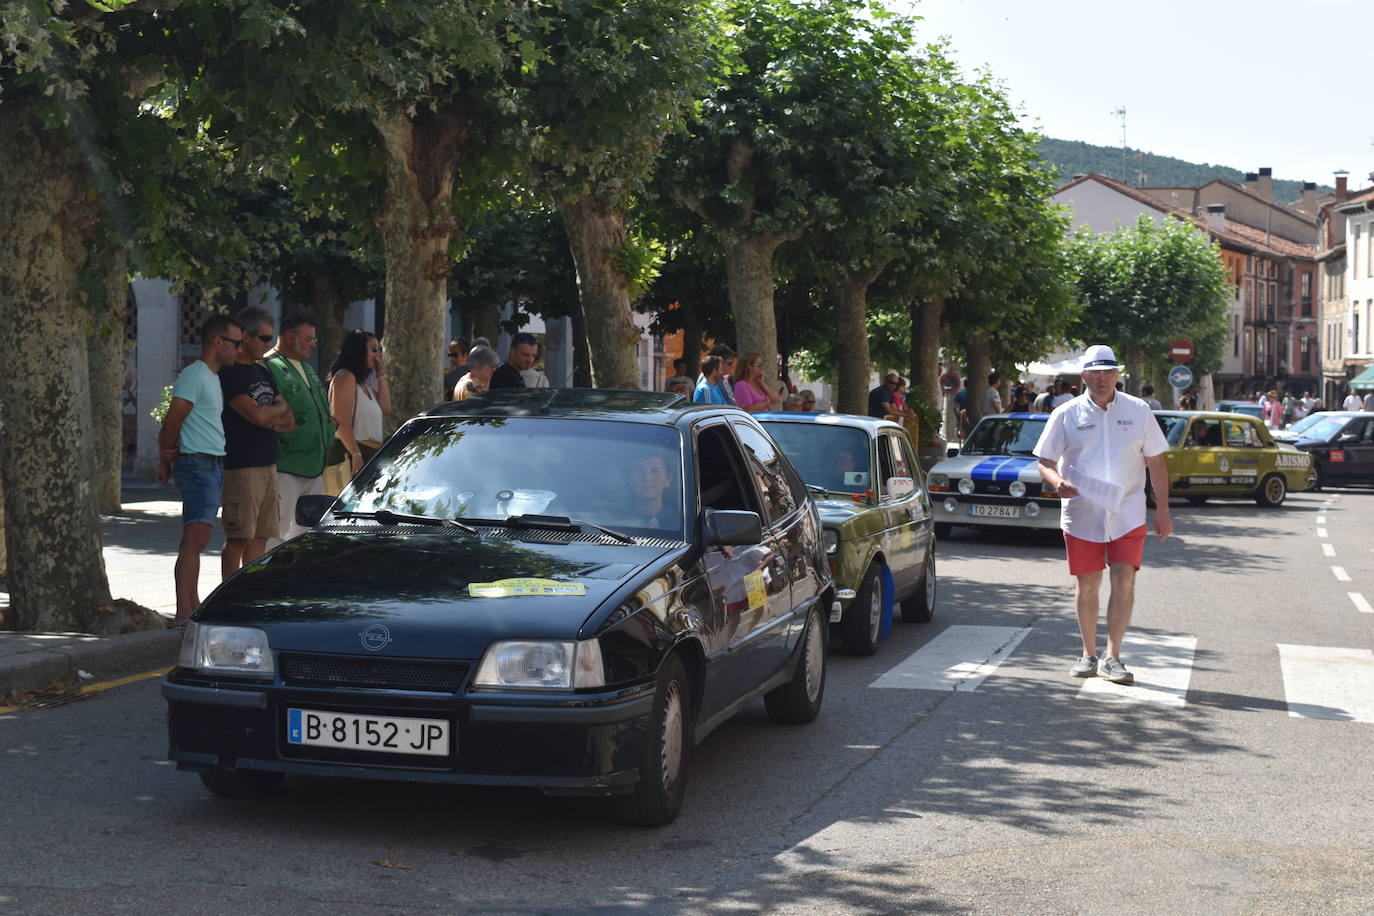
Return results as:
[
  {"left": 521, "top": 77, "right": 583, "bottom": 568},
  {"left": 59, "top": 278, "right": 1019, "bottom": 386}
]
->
[
  {"left": 1286, "top": 412, "right": 1328, "bottom": 434},
  {"left": 1297, "top": 417, "right": 1349, "bottom": 442},
  {"left": 759, "top": 422, "right": 873, "bottom": 494},
  {"left": 961, "top": 417, "right": 1046, "bottom": 457},
  {"left": 1221, "top": 403, "right": 1264, "bottom": 419},
  {"left": 1156, "top": 414, "right": 1192, "bottom": 445},
  {"left": 335, "top": 417, "right": 685, "bottom": 539}
]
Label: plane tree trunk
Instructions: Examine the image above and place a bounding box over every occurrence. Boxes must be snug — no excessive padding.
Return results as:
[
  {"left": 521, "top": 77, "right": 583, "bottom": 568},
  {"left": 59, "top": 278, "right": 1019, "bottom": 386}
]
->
[{"left": 557, "top": 193, "right": 640, "bottom": 389}]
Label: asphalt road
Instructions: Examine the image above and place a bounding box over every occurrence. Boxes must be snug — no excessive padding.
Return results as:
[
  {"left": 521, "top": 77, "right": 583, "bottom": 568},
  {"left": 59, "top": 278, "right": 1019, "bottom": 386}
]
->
[{"left": 2, "top": 488, "right": 1372, "bottom": 915}]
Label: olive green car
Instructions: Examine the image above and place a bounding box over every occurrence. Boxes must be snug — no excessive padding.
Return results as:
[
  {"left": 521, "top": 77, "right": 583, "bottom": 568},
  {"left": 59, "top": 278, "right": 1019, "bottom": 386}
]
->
[
  {"left": 759, "top": 414, "right": 936, "bottom": 656},
  {"left": 1154, "top": 410, "right": 1316, "bottom": 506}
]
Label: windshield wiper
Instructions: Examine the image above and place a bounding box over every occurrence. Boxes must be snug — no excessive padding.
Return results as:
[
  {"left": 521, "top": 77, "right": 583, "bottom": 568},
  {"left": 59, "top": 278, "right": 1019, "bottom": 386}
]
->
[
  {"left": 506, "top": 514, "right": 636, "bottom": 545},
  {"left": 334, "top": 509, "right": 478, "bottom": 534},
  {"left": 805, "top": 483, "right": 830, "bottom": 496}
]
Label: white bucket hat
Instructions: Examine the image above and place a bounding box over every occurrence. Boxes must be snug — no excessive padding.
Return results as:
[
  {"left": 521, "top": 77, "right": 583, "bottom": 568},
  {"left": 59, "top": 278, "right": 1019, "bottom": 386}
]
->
[{"left": 1080, "top": 344, "right": 1125, "bottom": 372}]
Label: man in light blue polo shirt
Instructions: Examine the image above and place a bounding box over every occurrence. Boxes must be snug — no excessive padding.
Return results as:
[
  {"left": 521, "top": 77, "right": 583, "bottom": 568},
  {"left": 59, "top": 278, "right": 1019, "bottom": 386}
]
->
[
  {"left": 157, "top": 315, "right": 242, "bottom": 626},
  {"left": 692, "top": 355, "right": 727, "bottom": 405}
]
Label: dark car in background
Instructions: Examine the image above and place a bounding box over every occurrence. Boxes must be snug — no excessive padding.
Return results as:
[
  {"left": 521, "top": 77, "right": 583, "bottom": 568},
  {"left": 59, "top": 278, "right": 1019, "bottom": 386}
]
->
[
  {"left": 164, "top": 390, "right": 833, "bottom": 826},
  {"left": 758, "top": 413, "right": 936, "bottom": 657},
  {"left": 1287, "top": 411, "right": 1374, "bottom": 488},
  {"left": 1215, "top": 400, "right": 1265, "bottom": 420}
]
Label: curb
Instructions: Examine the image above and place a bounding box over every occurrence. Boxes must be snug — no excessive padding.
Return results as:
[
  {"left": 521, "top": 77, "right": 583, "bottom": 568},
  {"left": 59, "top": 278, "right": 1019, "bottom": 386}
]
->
[{"left": 0, "top": 629, "right": 182, "bottom": 700}]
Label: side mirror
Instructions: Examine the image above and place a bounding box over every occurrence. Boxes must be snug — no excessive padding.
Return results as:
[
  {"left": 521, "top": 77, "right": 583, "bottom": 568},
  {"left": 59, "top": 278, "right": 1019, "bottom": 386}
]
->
[
  {"left": 946, "top": 446, "right": 960, "bottom": 458},
  {"left": 296, "top": 494, "right": 337, "bottom": 528},
  {"left": 701, "top": 508, "right": 763, "bottom": 547},
  {"left": 1338, "top": 432, "right": 1358, "bottom": 443},
  {"left": 885, "top": 476, "right": 916, "bottom": 498}
]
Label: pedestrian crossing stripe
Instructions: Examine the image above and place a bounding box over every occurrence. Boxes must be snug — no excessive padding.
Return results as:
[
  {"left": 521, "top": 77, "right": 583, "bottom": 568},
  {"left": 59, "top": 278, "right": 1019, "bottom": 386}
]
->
[
  {"left": 1278, "top": 644, "right": 1374, "bottom": 723},
  {"left": 869, "top": 627, "right": 1374, "bottom": 723}
]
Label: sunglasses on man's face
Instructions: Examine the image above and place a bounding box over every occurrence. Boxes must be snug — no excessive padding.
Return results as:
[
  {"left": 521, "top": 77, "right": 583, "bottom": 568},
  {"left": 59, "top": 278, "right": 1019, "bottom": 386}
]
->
[
  {"left": 220, "top": 335, "right": 243, "bottom": 348},
  {"left": 256, "top": 334, "right": 273, "bottom": 344}
]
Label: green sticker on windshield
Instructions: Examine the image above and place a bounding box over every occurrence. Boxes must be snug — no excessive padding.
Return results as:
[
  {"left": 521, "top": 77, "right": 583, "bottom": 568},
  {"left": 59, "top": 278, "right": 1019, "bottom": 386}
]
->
[{"left": 468, "top": 577, "right": 587, "bottom": 598}]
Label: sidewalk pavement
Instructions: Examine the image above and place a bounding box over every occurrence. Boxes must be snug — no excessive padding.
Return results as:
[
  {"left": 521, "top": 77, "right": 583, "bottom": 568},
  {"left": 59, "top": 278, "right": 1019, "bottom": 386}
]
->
[{"left": 0, "top": 478, "right": 223, "bottom": 701}]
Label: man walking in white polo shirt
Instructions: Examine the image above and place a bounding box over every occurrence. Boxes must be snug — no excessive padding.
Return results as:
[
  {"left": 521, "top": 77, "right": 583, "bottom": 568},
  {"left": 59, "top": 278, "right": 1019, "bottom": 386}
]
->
[{"left": 1034, "top": 345, "right": 1173, "bottom": 684}]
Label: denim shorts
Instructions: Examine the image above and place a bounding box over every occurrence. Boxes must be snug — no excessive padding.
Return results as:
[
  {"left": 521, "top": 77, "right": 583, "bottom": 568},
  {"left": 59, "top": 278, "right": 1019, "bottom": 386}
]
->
[{"left": 173, "top": 455, "right": 224, "bottom": 527}]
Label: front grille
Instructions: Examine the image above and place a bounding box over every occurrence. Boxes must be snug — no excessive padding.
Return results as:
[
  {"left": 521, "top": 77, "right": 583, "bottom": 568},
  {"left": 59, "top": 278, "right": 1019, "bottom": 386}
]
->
[{"left": 280, "top": 653, "right": 470, "bottom": 693}]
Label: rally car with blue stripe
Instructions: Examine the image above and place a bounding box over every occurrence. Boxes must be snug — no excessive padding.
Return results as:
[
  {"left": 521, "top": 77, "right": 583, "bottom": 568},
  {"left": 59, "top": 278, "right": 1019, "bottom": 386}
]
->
[{"left": 925, "top": 413, "right": 1060, "bottom": 537}]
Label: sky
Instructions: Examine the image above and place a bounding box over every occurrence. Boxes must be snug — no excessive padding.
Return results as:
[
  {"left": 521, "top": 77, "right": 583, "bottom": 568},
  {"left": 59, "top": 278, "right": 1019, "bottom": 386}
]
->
[{"left": 894, "top": 0, "right": 1374, "bottom": 191}]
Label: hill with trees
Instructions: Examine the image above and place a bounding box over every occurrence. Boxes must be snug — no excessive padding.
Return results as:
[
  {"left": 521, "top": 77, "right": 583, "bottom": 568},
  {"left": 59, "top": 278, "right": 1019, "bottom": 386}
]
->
[{"left": 1037, "top": 137, "right": 1331, "bottom": 203}]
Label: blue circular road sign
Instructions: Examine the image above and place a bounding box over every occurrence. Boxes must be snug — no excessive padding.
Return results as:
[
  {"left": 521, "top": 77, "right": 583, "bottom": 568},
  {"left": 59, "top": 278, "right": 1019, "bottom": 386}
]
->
[{"left": 1168, "top": 365, "right": 1193, "bottom": 389}]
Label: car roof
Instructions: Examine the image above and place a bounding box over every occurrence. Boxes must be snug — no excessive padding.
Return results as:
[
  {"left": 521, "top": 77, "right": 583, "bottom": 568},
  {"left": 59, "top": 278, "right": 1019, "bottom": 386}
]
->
[
  {"left": 1216, "top": 400, "right": 1261, "bottom": 406},
  {"left": 1155, "top": 410, "right": 1262, "bottom": 420},
  {"left": 755, "top": 411, "right": 906, "bottom": 433},
  {"left": 418, "top": 387, "right": 724, "bottom": 424}
]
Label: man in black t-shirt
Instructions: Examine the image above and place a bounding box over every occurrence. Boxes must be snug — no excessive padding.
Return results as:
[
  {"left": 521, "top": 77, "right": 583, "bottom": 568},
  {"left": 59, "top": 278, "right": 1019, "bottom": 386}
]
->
[
  {"left": 868, "top": 373, "right": 897, "bottom": 418},
  {"left": 443, "top": 337, "right": 468, "bottom": 400},
  {"left": 490, "top": 332, "right": 539, "bottom": 389},
  {"left": 220, "top": 308, "right": 296, "bottom": 577}
]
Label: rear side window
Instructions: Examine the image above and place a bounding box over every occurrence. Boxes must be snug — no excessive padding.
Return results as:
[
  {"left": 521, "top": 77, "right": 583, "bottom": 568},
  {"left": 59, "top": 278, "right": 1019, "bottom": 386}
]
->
[
  {"left": 1225, "top": 419, "right": 1262, "bottom": 448},
  {"left": 732, "top": 421, "right": 802, "bottom": 523}
]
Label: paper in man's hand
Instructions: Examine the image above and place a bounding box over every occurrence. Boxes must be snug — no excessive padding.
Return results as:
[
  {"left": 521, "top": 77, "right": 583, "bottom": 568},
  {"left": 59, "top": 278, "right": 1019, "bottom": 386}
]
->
[{"left": 1066, "top": 464, "right": 1124, "bottom": 514}]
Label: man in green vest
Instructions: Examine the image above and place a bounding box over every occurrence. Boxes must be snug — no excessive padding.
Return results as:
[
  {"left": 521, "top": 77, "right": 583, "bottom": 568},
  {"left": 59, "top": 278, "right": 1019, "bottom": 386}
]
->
[{"left": 262, "top": 314, "right": 334, "bottom": 547}]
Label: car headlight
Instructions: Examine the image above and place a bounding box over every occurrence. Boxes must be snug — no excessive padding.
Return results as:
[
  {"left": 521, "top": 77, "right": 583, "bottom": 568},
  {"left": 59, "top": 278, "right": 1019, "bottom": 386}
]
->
[
  {"left": 1009, "top": 480, "right": 1027, "bottom": 498},
  {"left": 472, "top": 640, "right": 605, "bottom": 689},
  {"left": 957, "top": 478, "right": 975, "bottom": 495},
  {"left": 177, "top": 622, "right": 275, "bottom": 680},
  {"left": 928, "top": 473, "right": 949, "bottom": 492},
  {"left": 823, "top": 528, "right": 839, "bottom": 555}
]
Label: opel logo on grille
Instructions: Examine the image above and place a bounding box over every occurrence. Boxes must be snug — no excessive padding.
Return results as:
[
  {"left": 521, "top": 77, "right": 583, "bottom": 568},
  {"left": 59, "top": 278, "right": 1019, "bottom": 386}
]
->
[{"left": 359, "top": 625, "right": 393, "bottom": 652}]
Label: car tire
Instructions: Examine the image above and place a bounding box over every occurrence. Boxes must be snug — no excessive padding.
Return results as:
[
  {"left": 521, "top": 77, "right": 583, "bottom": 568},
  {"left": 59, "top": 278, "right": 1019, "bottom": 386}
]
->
[
  {"left": 1310, "top": 465, "right": 1324, "bottom": 492},
  {"left": 1254, "top": 473, "right": 1287, "bottom": 507},
  {"left": 1186, "top": 496, "right": 1208, "bottom": 505},
  {"left": 764, "top": 607, "right": 826, "bottom": 725},
  {"left": 842, "top": 564, "right": 883, "bottom": 655},
  {"left": 933, "top": 522, "right": 952, "bottom": 540},
  {"left": 612, "top": 654, "right": 691, "bottom": 827},
  {"left": 198, "top": 767, "right": 285, "bottom": 798},
  {"left": 900, "top": 548, "right": 936, "bottom": 623}
]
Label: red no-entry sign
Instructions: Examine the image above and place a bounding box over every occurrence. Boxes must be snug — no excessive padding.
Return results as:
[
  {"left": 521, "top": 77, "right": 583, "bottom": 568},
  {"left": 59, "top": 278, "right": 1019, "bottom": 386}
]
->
[{"left": 1169, "top": 340, "right": 1194, "bottom": 363}]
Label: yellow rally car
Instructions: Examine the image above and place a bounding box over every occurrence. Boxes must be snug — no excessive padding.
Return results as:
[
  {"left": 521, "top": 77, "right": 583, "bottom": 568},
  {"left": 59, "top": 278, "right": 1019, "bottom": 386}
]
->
[{"left": 1154, "top": 410, "right": 1316, "bottom": 507}]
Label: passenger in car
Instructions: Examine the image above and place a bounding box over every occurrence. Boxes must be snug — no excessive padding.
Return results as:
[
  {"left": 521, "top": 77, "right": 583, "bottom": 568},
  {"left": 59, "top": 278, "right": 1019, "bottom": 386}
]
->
[
  {"left": 627, "top": 454, "right": 677, "bottom": 530},
  {"left": 1189, "top": 419, "right": 1221, "bottom": 447}
]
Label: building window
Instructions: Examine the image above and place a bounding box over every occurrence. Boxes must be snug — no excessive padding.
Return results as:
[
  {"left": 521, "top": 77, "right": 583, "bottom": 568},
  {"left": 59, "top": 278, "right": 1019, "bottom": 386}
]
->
[
  {"left": 1356, "top": 226, "right": 1363, "bottom": 278},
  {"left": 1301, "top": 272, "right": 1312, "bottom": 316},
  {"left": 1301, "top": 335, "right": 1311, "bottom": 372},
  {"left": 1368, "top": 223, "right": 1373, "bottom": 278},
  {"left": 1269, "top": 283, "right": 1278, "bottom": 321}
]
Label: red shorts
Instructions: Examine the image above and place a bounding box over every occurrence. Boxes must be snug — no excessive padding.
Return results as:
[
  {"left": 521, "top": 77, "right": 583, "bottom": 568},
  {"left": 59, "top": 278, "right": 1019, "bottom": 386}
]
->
[{"left": 1064, "top": 525, "right": 1146, "bottom": 576}]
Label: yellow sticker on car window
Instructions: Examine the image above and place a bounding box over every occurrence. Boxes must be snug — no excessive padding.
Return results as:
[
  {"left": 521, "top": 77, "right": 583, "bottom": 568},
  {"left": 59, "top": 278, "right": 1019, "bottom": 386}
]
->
[
  {"left": 468, "top": 578, "right": 587, "bottom": 598},
  {"left": 744, "top": 571, "right": 767, "bottom": 611}
]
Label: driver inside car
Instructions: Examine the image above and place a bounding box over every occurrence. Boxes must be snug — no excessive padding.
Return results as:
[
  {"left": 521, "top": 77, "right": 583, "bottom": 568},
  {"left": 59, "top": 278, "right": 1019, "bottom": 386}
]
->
[{"left": 625, "top": 453, "right": 677, "bottom": 531}]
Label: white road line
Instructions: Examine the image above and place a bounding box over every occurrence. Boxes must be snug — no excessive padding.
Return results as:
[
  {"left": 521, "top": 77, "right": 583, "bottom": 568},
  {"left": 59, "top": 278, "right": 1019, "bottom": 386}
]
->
[
  {"left": 1350, "top": 593, "right": 1373, "bottom": 615},
  {"left": 1278, "top": 644, "right": 1374, "bottom": 723},
  {"left": 1323, "top": 543, "right": 1336, "bottom": 557},
  {"left": 1333, "top": 566, "right": 1351, "bottom": 582},
  {"left": 1076, "top": 633, "right": 1197, "bottom": 707},
  {"left": 1317, "top": 528, "right": 1329, "bottom": 538},
  {"left": 1316, "top": 515, "right": 1326, "bottom": 525},
  {"left": 869, "top": 625, "right": 1029, "bottom": 691}
]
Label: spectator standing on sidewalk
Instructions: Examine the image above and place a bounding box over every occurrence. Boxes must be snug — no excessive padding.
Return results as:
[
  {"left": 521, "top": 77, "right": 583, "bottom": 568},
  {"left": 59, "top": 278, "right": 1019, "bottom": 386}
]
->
[
  {"left": 1341, "top": 389, "right": 1362, "bottom": 411},
  {"left": 219, "top": 308, "right": 296, "bottom": 578},
  {"left": 692, "top": 356, "right": 727, "bottom": 404},
  {"left": 1364, "top": 389, "right": 1374, "bottom": 412},
  {"left": 1033, "top": 345, "right": 1172, "bottom": 685},
  {"left": 521, "top": 340, "right": 552, "bottom": 388},
  {"left": 453, "top": 345, "right": 500, "bottom": 400},
  {"left": 324, "top": 329, "right": 391, "bottom": 496},
  {"left": 698, "top": 344, "right": 737, "bottom": 405},
  {"left": 491, "top": 332, "right": 538, "bottom": 389},
  {"left": 1140, "top": 384, "right": 1162, "bottom": 410},
  {"left": 732, "top": 352, "right": 783, "bottom": 413},
  {"left": 443, "top": 338, "right": 469, "bottom": 401},
  {"left": 156, "top": 315, "right": 242, "bottom": 625},
  {"left": 981, "top": 372, "right": 1003, "bottom": 416},
  {"left": 263, "top": 314, "right": 334, "bottom": 547}
]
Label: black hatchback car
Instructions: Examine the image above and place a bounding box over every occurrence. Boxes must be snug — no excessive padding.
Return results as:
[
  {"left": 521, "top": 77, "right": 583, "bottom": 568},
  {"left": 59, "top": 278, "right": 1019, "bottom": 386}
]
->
[
  {"left": 1289, "top": 411, "right": 1374, "bottom": 487},
  {"left": 164, "top": 389, "right": 833, "bottom": 825}
]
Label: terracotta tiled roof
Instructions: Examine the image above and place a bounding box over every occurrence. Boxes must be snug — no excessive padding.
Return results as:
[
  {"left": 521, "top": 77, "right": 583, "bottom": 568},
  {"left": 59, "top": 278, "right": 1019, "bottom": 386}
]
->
[
  {"left": 1334, "top": 186, "right": 1374, "bottom": 212},
  {"left": 1056, "top": 174, "right": 1318, "bottom": 260},
  {"left": 1318, "top": 243, "right": 1346, "bottom": 262}
]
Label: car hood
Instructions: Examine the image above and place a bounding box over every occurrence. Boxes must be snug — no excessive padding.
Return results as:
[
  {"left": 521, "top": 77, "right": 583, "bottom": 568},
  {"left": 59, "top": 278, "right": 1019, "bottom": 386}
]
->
[
  {"left": 196, "top": 531, "right": 672, "bottom": 658},
  {"left": 928, "top": 454, "right": 1043, "bottom": 482},
  {"left": 813, "top": 496, "right": 872, "bottom": 525}
]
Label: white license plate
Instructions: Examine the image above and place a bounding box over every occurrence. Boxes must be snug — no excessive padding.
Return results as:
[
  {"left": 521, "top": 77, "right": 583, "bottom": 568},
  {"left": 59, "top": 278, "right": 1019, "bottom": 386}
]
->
[
  {"left": 287, "top": 708, "right": 450, "bottom": 757},
  {"left": 969, "top": 504, "right": 1019, "bottom": 519}
]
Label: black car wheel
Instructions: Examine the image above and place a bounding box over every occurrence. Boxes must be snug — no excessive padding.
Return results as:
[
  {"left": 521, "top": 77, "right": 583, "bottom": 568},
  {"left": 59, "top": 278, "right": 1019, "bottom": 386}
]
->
[
  {"left": 612, "top": 654, "right": 690, "bottom": 827},
  {"left": 842, "top": 564, "right": 883, "bottom": 656},
  {"left": 198, "top": 767, "right": 285, "bottom": 798},
  {"left": 900, "top": 548, "right": 936, "bottom": 623},
  {"left": 1310, "top": 464, "right": 1324, "bottom": 492},
  {"left": 765, "top": 607, "right": 826, "bottom": 725},
  {"left": 933, "top": 522, "right": 952, "bottom": 540},
  {"left": 1254, "top": 473, "right": 1287, "bottom": 507}
]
